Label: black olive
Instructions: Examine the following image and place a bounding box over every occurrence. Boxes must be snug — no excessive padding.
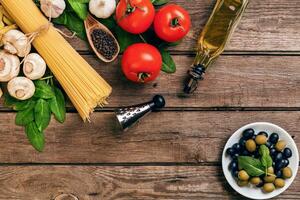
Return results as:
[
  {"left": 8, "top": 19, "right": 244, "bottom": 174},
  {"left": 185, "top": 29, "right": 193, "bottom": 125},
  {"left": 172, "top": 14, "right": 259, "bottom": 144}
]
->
[
  {"left": 239, "top": 138, "right": 247, "bottom": 147},
  {"left": 283, "top": 148, "right": 292, "bottom": 158},
  {"left": 232, "top": 143, "right": 242, "bottom": 152},
  {"left": 274, "top": 152, "right": 283, "bottom": 162},
  {"left": 265, "top": 141, "right": 272, "bottom": 148},
  {"left": 226, "top": 148, "right": 235, "bottom": 156},
  {"left": 229, "top": 160, "right": 238, "bottom": 171},
  {"left": 275, "top": 170, "right": 283, "bottom": 178},
  {"left": 258, "top": 131, "right": 268, "bottom": 138},
  {"left": 232, "top": 153, "right": 239, "bottom": 160},
  {"left": 253, "top": 150, "right": 260, "bottom": 158},
  {"left": 269, "top": 133, "right": 279, "bottom": 144},
  {"left": 256, "top": 181, "right": 264, "bottom": 188},
  {"left": 242, "top": 128, "right": 255, "bottom": 139},
  {"left": 270, "top": 148, "right": 277, "bottom": 157},
  {"left": 241, "top": 150, "right": 250, "bottom": 156},
  {"left": 283, "top": 159, "right": 289, "bottom": 167},
  {"left": 232, "top": 170, "right": 239, "bottom": 178},
  {"left": 275, "top": 159, "right": 285, "bottom": 170}
]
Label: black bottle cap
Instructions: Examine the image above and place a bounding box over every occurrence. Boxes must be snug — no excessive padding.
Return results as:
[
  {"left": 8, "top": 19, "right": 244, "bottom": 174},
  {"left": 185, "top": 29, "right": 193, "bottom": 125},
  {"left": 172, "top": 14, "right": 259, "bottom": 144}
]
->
[{"left": 183, "top": 64, "right": 206, "bottom": 94}]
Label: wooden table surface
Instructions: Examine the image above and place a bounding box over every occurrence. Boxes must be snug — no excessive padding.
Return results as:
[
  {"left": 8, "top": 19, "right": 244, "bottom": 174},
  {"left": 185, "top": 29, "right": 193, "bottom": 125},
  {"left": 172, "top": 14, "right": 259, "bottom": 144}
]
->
[{"left": 1, "top": 0, "right": 300, "bottom": 199}]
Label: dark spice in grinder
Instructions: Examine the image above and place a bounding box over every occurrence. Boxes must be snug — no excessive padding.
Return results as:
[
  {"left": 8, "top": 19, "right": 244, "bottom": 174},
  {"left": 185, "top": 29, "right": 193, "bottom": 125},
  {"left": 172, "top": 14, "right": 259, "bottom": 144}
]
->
[{"left": 91, "top": 29, "right": 118, "bottom": 60}]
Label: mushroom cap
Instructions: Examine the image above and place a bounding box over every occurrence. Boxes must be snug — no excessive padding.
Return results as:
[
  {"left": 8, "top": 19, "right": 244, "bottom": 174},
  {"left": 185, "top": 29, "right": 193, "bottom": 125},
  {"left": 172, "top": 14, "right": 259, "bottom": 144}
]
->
[
  {"left": 23, "top": 53, "right": 47, "bottom": 80},
  {"left": 3, "top": 29, "right": 31, "bottom": 57},
  {"left": 0, "top": 51, "right": 20, "bottom": 82},
  {"left": 7, "top": 76, "right": 35, "bottom": 100}
]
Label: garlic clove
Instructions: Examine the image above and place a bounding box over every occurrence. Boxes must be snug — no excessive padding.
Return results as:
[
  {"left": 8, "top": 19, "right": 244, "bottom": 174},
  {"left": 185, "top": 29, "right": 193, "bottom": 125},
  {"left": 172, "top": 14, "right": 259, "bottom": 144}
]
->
[
  {"left": 0, "top": 51, "right": 20, "bottom": 82},
  {"left": 2, "top": 29, "right": 31, "bottom": 57},
  {"left": 23, "top": 53, "right": 47, "bottom": 80},
  {"left": 41, "top": 0, "right": 66, "bottom": 18},
  {"left": 89, "top": 0, "right": 116, "bottom": 19},
  {"left": 7, "top": 76, "right": 35, "bottom": 100}
]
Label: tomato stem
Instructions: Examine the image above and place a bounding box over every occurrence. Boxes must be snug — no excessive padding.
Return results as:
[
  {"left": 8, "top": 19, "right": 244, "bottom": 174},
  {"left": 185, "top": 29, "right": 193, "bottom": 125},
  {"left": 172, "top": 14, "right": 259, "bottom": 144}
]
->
[
  {"left": 138, "top": 73, "right": 150, "bottom": 82},
  {"left": 170, "top": 18, "right": 180, "bottom": 27}
]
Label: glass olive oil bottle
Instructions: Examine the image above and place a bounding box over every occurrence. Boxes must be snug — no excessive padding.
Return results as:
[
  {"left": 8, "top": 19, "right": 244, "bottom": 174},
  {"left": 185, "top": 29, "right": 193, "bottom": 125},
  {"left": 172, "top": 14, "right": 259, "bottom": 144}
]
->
[{"left": 184, "top": 0, "right": 249, "bottom": 94}]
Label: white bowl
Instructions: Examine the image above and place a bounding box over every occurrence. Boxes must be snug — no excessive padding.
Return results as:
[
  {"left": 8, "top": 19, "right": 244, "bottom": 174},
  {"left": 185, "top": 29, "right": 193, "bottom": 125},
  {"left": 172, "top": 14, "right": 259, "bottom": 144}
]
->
[{"left": 222, "top": 122, "right": 299, "bottom": 199}]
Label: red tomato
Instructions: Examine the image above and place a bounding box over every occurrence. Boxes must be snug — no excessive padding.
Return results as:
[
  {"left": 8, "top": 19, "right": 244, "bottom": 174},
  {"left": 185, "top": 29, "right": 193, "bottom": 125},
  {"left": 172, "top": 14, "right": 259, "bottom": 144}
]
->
[
  {"left": 154, "top": 4, "right": 191, "bottom": 42},
  {"left": 122, "top": 43, "right": 162, "bottom": 83},
  {"left": 116, "top": 0, "right": 155, "bottom": 34}
]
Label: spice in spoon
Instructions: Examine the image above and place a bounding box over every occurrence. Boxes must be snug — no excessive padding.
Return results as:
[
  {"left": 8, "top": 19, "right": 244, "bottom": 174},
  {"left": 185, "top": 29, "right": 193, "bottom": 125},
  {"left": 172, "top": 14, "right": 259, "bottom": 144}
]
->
[{"left": 91, "top": 29, "right": 118, "bottom": 61}]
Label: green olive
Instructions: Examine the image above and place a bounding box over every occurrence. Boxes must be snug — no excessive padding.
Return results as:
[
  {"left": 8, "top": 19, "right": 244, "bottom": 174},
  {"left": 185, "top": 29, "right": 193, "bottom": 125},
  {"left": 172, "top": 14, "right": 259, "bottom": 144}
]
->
[
  {"left": 275, "top": 140, "right": 286, "bottom": 152},
  {"left": 238, "top": 170, "right": 249, "bottom": 181},
  {"left": 267, "top": 167, "right": 274, "bottom": 174},
  {"left": 283, "top": 167, "right": 293, "bottom": 179},
  {"left": 245, "top": 139, "right": 256, "bottom": 152},
  {"left": 274, "top": 178, "right": 285, "bottom": 188},
  {"left": 250, "top": 177, "right": 261, "bottom": 185},
  {"left": 237, "top": 180, "right": 248, "bottom": 187},
  {"left": 264, "top": 175, "right": 276, "bottom": 183},
  {"left": 263, "top": 183, "right": 275, "bottom": 193},
  {"left": 255, "top": 135, "right": 267, "bottom": 145}
]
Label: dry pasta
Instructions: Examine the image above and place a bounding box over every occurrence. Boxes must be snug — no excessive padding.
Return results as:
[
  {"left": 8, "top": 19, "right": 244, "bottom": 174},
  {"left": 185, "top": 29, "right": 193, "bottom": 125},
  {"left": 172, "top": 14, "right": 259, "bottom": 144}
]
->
[{"left": 0, "top": 0, "right": 112, "bottom": 121}]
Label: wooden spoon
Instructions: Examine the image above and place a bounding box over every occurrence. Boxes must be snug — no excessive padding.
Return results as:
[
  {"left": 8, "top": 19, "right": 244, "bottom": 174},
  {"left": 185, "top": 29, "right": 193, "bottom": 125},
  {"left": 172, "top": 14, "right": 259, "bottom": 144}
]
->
[{"left": 84, "top": 14, "right": 120, "bottom": 63}]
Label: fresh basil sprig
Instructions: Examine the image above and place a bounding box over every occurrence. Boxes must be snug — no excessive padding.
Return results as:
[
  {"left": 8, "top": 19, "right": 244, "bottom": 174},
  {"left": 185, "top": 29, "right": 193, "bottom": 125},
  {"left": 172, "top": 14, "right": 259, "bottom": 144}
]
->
[
  {"left": 4, "top": 80, "right": 66, "bottom": 152},
  {"left": 238, "top": 156, "right": 265, "bottom": 176},
  {"left": 259, "top": 145, "right": 273, "bottom": 174}
]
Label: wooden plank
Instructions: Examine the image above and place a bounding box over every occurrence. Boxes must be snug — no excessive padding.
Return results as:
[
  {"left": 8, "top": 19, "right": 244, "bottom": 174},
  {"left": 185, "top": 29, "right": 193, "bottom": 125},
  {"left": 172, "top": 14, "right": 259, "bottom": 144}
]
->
[
  {"left": 0, "top": 165, "right": 298, "bottom": 200},
  {"left": 1, "top": 55, "right": 297, "bottom": 109},
  {"left": 82, "top": 55, "right": 300, "bottom": 108},
  {"left": 0, "top": 111, "right": 299, "bottom": 163},
  {"left": 63, "top": 0, "right": 300, "bottom": 52}
]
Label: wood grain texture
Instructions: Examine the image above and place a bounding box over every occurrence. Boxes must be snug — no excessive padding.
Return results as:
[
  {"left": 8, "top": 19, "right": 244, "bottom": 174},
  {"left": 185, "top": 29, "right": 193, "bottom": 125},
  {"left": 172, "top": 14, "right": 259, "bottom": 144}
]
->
[
  {"left": 0, "top": 165, "right": 298, "bottom": 200},
  {"left": 0, "top": 111, "right": 299, "bottom": 163},
  {"left": 1, "top": 55, "right": 299, "bottom": 109},
  {"left": 63, "top": 0, "right": 300, "bottom": 52}
]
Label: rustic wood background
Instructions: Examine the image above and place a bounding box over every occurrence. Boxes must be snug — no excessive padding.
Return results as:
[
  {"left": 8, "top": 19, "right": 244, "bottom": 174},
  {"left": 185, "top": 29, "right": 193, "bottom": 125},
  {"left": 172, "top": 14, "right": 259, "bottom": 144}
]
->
[{"left": 1, "top": 0, "right": 300, "bottom": 199}]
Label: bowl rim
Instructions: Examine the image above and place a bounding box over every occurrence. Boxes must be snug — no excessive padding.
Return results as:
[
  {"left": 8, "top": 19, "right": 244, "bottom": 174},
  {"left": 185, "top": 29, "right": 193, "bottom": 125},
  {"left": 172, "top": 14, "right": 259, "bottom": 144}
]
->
[{"left": 222, "top": 122, "right": 299, "bottom": 200}]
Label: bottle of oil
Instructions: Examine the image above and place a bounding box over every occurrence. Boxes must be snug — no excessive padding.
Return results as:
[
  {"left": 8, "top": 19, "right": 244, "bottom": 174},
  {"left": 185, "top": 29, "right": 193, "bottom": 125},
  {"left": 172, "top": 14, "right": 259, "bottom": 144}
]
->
[{"left": 184, "top": 0, "right": 249, "bottom": 94}]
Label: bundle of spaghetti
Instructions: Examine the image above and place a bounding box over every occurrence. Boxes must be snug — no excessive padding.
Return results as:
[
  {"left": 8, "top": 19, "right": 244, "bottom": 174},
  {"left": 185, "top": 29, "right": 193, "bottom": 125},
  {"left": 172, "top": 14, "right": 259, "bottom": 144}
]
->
[{"left": 1, "top": 0, "right": 112, "bottom": 121}]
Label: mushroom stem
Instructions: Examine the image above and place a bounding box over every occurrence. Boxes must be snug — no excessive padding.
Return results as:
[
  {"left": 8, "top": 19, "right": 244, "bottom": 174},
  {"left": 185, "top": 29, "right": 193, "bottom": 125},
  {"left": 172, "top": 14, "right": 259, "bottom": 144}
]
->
[{"left": 16, "top": 89, "right": 25, "bottom": 98}]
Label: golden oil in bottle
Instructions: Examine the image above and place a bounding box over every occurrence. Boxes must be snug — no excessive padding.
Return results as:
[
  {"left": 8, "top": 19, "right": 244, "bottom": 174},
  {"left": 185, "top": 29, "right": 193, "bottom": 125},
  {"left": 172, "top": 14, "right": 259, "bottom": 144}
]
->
[{"left": 184, "top": 0, "right": 249, "bottom": 94}]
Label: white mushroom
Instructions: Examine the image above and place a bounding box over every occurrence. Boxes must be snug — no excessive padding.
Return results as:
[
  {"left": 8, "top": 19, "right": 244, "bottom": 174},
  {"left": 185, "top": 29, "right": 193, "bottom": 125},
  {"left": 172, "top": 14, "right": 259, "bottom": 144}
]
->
[
  {"left": 2, "top": 29, "right": 31, "bottom": 57},
  {"left": 7, "top": 77, "right": 35, "bottom": 100},
  {"left": 89, "top": 0, "right": 116, "bottom": 19},
  {"left": 0, "top": 51, "right": 20, "bottom": 82},
  {"left": 23, "top": 53, "right": 46, "bottom": 80},
  {"left": 40, "top": 0, "right": 66, "bottom": 18}
]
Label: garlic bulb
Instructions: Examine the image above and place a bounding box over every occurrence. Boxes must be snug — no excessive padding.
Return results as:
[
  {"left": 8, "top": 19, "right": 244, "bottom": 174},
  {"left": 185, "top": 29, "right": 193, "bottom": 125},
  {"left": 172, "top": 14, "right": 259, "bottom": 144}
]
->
[
  {"left": 0, "top": 51, "right": 20, "bottom": 82},
  {"left": 23, "top": 53, "right": 47, "bottom": 80},
  {"left": 40, "top": 0, "right": 66, "bottom": 18},
  {"left": 2, "top": 30, "right": 31, "bottom": 57},
  {"left": 7, "top": 77, "right": 35, "bottom": 100},
  {"left": 89, "top": 0, "right": 116, "bottom": 19}
]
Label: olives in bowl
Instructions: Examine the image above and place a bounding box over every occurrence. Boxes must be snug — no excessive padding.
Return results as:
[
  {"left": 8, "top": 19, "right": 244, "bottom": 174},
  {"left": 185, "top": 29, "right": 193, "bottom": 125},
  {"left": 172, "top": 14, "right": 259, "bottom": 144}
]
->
[{"left": 222, "top": 122, "right": 299, "bottom": 199}]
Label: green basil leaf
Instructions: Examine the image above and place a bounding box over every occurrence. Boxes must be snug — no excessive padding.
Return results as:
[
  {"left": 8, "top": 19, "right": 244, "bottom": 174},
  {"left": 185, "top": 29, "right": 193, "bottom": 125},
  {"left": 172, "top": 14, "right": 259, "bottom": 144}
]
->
[
  {"left": 160, "top": 48, "right": 176, "bottom": 73},
  {"left": 13, "top": 100, "right": 35, "bottom": 111},
  {"left": 114, "top": 26, "right": 142, "bottom": 52},
  {"left": 34, "top": 80, "right": 55, "bottom": 99},
  {"left": 34, "top": 99, "right": 51, "bottom": 132},
  {"left": 53, "top": 11, "right": 87, "bottom": 40},
  {"left": 238, "top": 156, "right": 265, "bottom": 176},
  {"left": 25, "top": 122, "right": 45, "bottom": 152},
  {"left": 259, "top": 145, "right": 273, "bottom": 168},
  {"left": 49, "top": 87, "right": 66, "bottom": 123},
  {"left": 15, "top": 104, "right": 35, "bottom": 126},
  {"left": 72, "top": 0, "right": 90, "bottom": 3},
  {"left": 4, "top": 93, "right": 20, "bottom": 107},
  {"left": 67, "top": 0, "right": 88, "bottom": 20},
  {"left": 152, "top": 0, "right": 169, "bottom": 6}
]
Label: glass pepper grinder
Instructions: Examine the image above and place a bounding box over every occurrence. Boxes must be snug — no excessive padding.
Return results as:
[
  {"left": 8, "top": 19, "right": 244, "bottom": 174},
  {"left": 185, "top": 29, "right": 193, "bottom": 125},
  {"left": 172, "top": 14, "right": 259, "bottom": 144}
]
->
[{"left": 184, "top": 0, "right": 249, "bottom": 94}]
